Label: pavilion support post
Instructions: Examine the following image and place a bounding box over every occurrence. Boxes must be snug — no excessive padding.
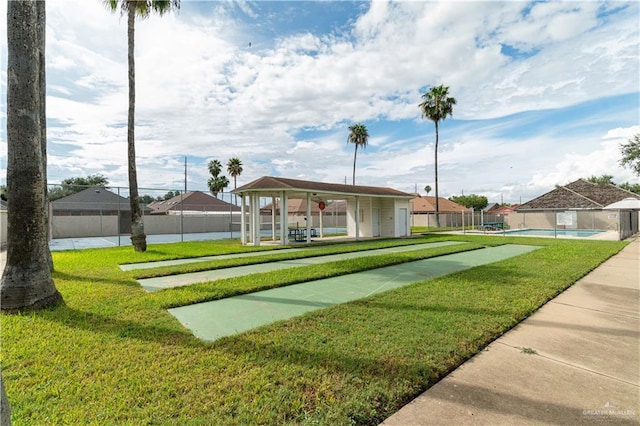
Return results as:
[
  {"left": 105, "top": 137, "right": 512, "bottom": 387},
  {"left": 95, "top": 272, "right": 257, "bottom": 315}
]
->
[
  {"left": 252, "top": 193, "right": 261, "bottom": 246},
  {"left": 319, "top": 204, "right": 324, "bottom": 238},
  {"left": 240, "top": 193, "right": 246, "bottom": 245},
  {"left": 355, "top": 196, "right": 360, "bottom": 241},
  {"left": 271, "top": 195, "right": 276, "bottom": 241},
  {"left": 280, "top": 191, "right": 288, "bottom": 245},
  {"left": 306, "top": 192, "right": 312, "bottom": 244},
  {"left": 248, "top": 192, "right": 254, "bottom": 244}
]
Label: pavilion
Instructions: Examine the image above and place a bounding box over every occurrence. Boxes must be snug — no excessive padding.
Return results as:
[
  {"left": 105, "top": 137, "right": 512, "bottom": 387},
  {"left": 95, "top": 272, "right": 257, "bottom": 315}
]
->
[{"left": 231, "top": 176, "right": 414, "bottom": 245}]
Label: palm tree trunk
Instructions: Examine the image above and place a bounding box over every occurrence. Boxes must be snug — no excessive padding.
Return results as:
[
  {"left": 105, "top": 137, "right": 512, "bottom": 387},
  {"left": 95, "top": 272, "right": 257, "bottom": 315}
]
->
[
  {"left": 127, "top": 6, "right": 146, "bottom": 252},
  {"left": 37, "top": 0, "right": 54, "bottom": 272},
  {"left": 2, "top": 0, "right": 62, "bottom": 312},
  {"left": 434, "top": 120, "right": 440, "bottom": 227},
  {"left": 352, "top": 145, "right": 358, "bottom": 185},
  {"left": 233, "top": 175, "right": 237, "bottom": 205}
]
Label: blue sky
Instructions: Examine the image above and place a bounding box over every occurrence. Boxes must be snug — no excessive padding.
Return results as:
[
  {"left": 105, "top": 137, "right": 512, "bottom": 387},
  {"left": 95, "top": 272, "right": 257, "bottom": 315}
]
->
[{"left": 0, "top": 0, "right": 638, "bottom": 203}]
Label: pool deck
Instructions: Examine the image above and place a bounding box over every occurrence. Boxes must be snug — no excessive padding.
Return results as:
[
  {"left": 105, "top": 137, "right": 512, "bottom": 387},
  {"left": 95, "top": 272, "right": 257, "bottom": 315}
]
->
[{"left": 445, "top": 229, "right": 619, "bottom": 240}]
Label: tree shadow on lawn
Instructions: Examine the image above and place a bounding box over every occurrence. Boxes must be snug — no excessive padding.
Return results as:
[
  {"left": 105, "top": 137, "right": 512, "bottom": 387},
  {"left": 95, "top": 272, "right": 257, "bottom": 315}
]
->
[
  {"left": 53, "top": 270, "right": 141, "bottom": 288},
  {"left": 40, "top": 305, "right": 200, "bottom": 347}
]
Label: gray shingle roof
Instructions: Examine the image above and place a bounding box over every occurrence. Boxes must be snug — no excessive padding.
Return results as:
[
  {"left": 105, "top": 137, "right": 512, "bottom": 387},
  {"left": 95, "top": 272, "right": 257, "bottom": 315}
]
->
[
  {"left": 51, "top": 187, "right": 140, "bottom": 211},
  {"left": 517, "top": 179, "right": 640, "bottom": 210},
  {"left": 147, "top": 191, "right": 240, "bottom": 214}
]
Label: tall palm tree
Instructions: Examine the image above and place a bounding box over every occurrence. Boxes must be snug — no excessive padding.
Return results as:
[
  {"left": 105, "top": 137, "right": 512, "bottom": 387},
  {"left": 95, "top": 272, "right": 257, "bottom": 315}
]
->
[
  {"left": 227, "top": 157, "right": 243, "bottom": 204},
  {"left": 419, "top": 85, "right": 456, "bottom": 227},
  {"left": 347, "top": 123, "right": 369, "bottom": 185},
  {"left": 105, "top": 0, "right": 180, "bottom": 252},
  {"left": 2, "top": 0, "right": 63, "bottom": 312}
]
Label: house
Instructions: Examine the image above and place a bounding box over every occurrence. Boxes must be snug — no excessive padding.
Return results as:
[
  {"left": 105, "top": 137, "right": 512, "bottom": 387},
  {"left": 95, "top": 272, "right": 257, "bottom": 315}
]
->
[
  {"left": 411, "top": 195, "right": 465, "bottom": 213},
  {"left": 512, "top": 179, "right": 640, "bottom": 234},
  {"left": 51, "top": 186, "right": 148, "bottom": 216},
  {"left": 50, "top": 186, "right": 150, "bottom": 236},
  {"left": 488, "top": 204, "right": 520, "bottom": 215},
  {"left": 232, "top": 176, "right": 414, "bottom": 245},
  {"left": 484, "top": 203, "right": 500, "bottom": 213},
  {"left": 147, "top": 191, "right": 240, "bottom": 215},
  {"left": 410, "top": 194, "right": 466, "bottom": 227}
]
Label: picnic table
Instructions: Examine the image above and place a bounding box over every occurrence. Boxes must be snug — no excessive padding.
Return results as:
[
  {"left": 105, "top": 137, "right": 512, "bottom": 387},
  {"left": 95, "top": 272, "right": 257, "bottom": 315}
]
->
[
  {"left": 479, "top": 222, "right": 504, "bottom": 231},
  {"left": 288, "top": 227, "right": 317, "bottom": 241}
]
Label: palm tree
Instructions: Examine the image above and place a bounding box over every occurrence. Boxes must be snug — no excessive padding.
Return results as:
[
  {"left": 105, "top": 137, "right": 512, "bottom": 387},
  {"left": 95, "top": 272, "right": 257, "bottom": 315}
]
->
[
  {"left": 2, "top": 0, "right": 63, "bottom": 312},
  {"left": 208, "top": 159, "right": 222, "bottom": 179},
  {"left": 208, "top": 176, "right": 229, "bottom": 198},
  {"left": 347, "top": 123, "right": 369, "bottom": 185},
  {"left": 424, "top": 185, "right": 432, "bottom": 196},
  {"left": 419, "top": 85, "right": 456, "bottom": 227},
  {"left": 227, "top": 158, "right": 243, "bottom": 190},
  {"left": 105, "top": 0, "right": 180, "bottom": 252},
  {"left": 227, "top": 157, "right": 243, "bottom": 204},
  {"left": 207, "top": 159, "right": 228, "bottom": 198}
]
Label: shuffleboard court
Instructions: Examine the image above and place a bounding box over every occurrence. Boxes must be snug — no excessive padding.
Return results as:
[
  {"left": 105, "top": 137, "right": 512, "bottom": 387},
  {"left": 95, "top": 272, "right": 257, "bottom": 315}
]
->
[
  {"left": 169, "top": 244, "right": 540, "bottom": 342},
  {"left": 138, "top": 241, "right": 466, "bottom": 292},
  {"left": 120, "top": 247, "right": 310, "bottom": 271}
]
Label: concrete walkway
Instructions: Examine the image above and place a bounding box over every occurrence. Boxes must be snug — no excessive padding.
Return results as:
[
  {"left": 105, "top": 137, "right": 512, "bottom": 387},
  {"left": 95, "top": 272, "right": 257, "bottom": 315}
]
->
[{"left": 382, "top": 237, "right": 639, "bottom": 425}]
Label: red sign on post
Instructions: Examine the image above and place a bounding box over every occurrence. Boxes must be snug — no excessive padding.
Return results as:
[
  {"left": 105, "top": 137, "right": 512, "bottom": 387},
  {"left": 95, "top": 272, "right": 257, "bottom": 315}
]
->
[{"left": 318, "top": 201, "right": 326, "bottom": 211}]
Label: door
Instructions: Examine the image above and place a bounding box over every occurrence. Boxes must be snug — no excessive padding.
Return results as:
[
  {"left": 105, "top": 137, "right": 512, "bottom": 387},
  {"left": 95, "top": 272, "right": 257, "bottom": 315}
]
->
[
  {"left": 399, "top": 208, "right": 408, "bottom": 236},
  {"left": 372, "top": 208, "right": 380, "bottom": 237}
]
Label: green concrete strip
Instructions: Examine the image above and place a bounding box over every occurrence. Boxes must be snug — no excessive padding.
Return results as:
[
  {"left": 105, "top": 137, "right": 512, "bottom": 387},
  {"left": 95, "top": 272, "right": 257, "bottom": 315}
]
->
[
  {"left": 169, "top": 244, "right": 540, "bottom": 342},
  {"left": 119, "top": 247, "right": 309, "bottom": 271},
  {"left": 138, "top": 241, "right": 466, "bottom": 292}
]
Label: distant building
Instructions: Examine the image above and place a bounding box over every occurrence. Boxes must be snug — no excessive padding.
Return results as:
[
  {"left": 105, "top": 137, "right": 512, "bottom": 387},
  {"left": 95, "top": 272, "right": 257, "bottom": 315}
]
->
[
  {"left": 50, "top": 186, "right": 150, "bottom": 235},
  {"left": 51, "top": 186, "right": 148, "bottom": 216},
  {"left": 410, "top": 194, "right": 466, "bottom": 227},
  {"left": 487, "top": 204, "right": 520, "bottom": 215},
  {"left": 511, "top": 179, "right": 639, "bottom": 235},
  {"left": 517, "top": 179, "right": 638, "bottom": 210},
  {"left": 484, "top": 203, "right": 500, "bottom": 213},
  {"left": 411, "top": 195, "right": 466, "bottom": 214},
  {"left": 147, "top": 191, "right": 240, "bottom": 215}
]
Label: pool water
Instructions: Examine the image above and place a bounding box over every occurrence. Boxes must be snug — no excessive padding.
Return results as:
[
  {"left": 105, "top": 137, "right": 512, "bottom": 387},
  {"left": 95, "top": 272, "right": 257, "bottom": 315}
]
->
[{"left": 503, "top": 228, "right": 605, "bottom": 238}]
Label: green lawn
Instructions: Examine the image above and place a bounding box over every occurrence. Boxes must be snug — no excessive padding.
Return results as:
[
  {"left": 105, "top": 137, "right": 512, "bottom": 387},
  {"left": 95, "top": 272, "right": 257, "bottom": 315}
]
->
[{"left": 0, "top": 235, "right": 626, "bottom": 425}]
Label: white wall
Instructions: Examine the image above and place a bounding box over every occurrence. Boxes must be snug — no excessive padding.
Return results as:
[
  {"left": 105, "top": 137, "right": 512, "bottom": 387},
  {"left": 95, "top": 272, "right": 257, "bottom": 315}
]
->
[
  {"left": 51, "top": 216, "right": 118, "bottom": 238},
  {"left": 346, "top": 197, "right": 410, "bottom": 239}
]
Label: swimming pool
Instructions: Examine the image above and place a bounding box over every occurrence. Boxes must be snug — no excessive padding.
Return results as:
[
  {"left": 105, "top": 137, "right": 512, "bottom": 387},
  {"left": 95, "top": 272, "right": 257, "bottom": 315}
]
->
[{"left": 503, "top": 228, "right": 606, "bottom": 238}]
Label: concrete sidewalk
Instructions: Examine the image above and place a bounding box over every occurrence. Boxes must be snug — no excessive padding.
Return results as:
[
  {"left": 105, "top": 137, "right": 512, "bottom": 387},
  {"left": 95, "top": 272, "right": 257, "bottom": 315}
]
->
[{"left": 382, "top": 237, "right": 639, "bottom": 425}]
